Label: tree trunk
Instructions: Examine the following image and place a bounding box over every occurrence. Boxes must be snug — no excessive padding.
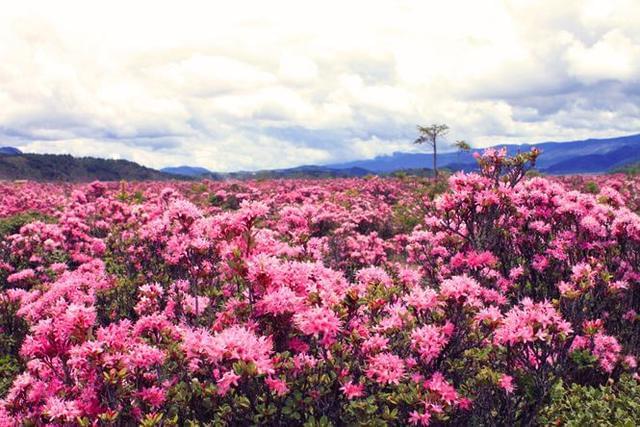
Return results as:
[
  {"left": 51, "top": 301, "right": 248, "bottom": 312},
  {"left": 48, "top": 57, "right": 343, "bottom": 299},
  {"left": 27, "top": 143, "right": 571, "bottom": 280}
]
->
[{"left": 433, "top": 140, "right": 438, "bottom": 180}]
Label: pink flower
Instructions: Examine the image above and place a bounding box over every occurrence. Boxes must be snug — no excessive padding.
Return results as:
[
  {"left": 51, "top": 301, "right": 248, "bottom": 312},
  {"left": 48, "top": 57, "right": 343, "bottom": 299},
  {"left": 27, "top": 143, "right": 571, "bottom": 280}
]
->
[
  {"left": 494, "top": 299, "right": 572, "bottom": 347},
  {"left": 340, "top": 381, "right": 365, "bottom": 399},
  {"left": 256, "top": 286, "right": 305, "bottom": 316},
  {"left": 439, "top": 275, "right": 484, "bottom": 308},
  {"left": 128, "top": 343, "right": 166, "bottom": 369},
  {"left": 411, "top": 324, "right": 451, "bottom": 364},
  {"left": 409, "top": 410, "right": 431, "bottom": 426},
  {"left": 293, "top": 306, "right": 342, "bottom": 344},
  {"left": 217, "top": 371, "right": 241, "bottom": 396},
  {"left": 404, "top": 287, "right": 439, "bottom": 312},
  {"left": 356, "top": 266, "right": 393, "bottom": 289},
  {"left": 424, "top": 372, "right": 458, "bottom": 404},
  {"left": 366, "top": 353, "right": 405, "bottom": 385},
  {"left": 265, "top": 376, "right": 289, "bottom": 396},
  {"left": 593, "top": 333, "right": 621, "bottom": 373},
  {"left": 43, "top": 397, "right": 80, "bottom": 422},
  {"left": 2, "top": 166, "right": 640, "bottom": 426},
  {"left": 458, "top": 397, "right": 473, "bottom": 410},
  {"left": 181, "top": 326, "right": 274, "bottom": 375},
  {"left": 498, "top": 374, "right": 515, "bottom": 394},
  {"left": 139, "top": 386, "right": 166, "bottom": 408},
  {"left": 623, "top": 355, "right": 637, "bottom": 369},
  {"left": 532, "top": 255, "right": 549, "bottom": 272},
  {"left": 361, "top": 334, "right": 389, "bottom": 354},
  {"left": 292, "top": 353, "right": 317, "bottom": 371},
  {"left": 475, "top": 306, "right": 503, "bottom": 326},
  {"left": 7, "top": 268, "right": 36, "bottom": 285}
]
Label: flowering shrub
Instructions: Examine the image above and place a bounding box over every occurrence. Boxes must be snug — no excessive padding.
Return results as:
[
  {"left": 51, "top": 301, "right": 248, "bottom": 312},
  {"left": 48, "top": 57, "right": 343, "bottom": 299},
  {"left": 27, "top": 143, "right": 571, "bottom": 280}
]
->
[{"left": 0, "top": 152, "right": 639, "bottom": 425}]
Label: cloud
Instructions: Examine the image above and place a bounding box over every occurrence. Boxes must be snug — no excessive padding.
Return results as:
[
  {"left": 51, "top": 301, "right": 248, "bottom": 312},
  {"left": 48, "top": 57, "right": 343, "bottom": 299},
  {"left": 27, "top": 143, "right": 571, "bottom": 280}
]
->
[
  {"left": 566, "top": 29, "right": 640, "bottom": 83},
  {"left": 0, "top": 0, "right": 639, "bottom": 171}
]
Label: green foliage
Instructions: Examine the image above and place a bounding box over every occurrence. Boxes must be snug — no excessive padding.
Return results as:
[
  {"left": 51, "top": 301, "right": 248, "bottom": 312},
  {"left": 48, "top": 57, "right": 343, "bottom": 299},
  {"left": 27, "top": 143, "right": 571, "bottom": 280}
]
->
[
  {"left": 0, "top": 298, "right": 28, "bottom": 397},
  {"left": 414, "top": 123, "right": 450, "bottom": 178},
  {"left": 0, "top": 211, "right": 55, "bottom": 239},
  {"left": 525, "top": 168, "right": 544, "bottom": 178},
  {"left": 342, "top": 382, "right": 422, "bottom": 426},
  {"left": 209, "top": 193, "right": 240, "bottom": 210},
  {"left": 391, "top": 203, "right": 424, "bottom": 234},
  {"left": 116, "top": 188, "right": 146, "bottom": 204},
  {"left": 584, "top": 180, "right": 600, "bottom": 194},
  {"left": 539, "top": 375, "right": 640, "bottom": 426},
  {"left": 427, "top": 177, "right": 449, "bottom": 197},
  {"left": 391, "top": 171, "right": 408, "bottom": 179},
  {"left": 0, "top": 355, "right": 22, "bottom": 397},
  {"left": 0, "top": 300, "right": 28, "bottom": 356},
  {"left": 95, "top": 275, "right": 140, "bottom": 324},
  {"left": 414, "top": 124, "right": 450, "bottom": 147},
  {"left": 454, "top": 140, "right": 471, "bottom": 152},
  {"left": 191, "top": 182, "right": 208, "bottom": 194},
  {"left": 390, "top": 168, "right": 440, "bottom": 179},
  {"left": 611, "top": 162, "right": 640, "bottom": 176}
]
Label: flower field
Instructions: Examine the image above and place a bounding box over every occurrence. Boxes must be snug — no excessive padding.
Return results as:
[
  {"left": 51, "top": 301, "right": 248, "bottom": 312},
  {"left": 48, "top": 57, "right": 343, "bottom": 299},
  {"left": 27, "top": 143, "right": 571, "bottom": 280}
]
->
[{"left": 1, "top": 150, "right": 639, "bottom": 425}]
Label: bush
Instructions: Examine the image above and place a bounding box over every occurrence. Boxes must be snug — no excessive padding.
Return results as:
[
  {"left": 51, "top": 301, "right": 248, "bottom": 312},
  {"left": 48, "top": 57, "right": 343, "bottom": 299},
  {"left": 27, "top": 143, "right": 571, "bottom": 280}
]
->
[
  {"left": 584, "top": 180, "right": 600, "bottom": 194},
  {"left": 0, "top": 299, "right": 28, "bottom": 397},
  {"left": 0, "top": 356, "right": 21, "bottom": 398},
  {"left": 0, "top": 211, "right": 55, "bottom": 239},
  {"left": 539, "top": 375, "right": 640, "bottom": 426},
  {"left": 1, "top": 150, "right": 639, "bottom": 425}
]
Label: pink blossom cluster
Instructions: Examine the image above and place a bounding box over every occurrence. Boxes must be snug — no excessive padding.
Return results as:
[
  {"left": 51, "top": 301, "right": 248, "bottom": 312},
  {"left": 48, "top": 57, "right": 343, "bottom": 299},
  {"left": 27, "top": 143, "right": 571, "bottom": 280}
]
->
[{"left": 0, "top": 152, "right": 639, "bottom": 425}]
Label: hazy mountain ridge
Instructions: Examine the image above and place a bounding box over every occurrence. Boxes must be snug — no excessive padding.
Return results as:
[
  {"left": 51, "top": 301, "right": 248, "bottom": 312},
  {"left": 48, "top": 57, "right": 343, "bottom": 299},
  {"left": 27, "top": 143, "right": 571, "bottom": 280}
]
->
[
  {"left": 0, "top": 152, "right": 188, "bottom": 182},
  {"left": 161, "top": 166, "right": 216, "bottom": 177},
  {"left": 0, "top": 147, "right": 22, "bottom": 156},
  {"left": 3, "top": 134, "right": 640, "bottom": 181},
  {"left": 324, "top": 134, "right": 640, "bottom": 174},
  {"left": 159, "top": 133, "right": 640, "bottom": 178}
]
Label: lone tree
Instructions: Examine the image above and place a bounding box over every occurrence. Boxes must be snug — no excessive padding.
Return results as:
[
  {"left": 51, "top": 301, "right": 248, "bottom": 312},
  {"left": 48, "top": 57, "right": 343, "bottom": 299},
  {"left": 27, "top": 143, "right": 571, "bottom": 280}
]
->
[
  {"left": 414, "top": 123, "right": 449, "bottom": 179},
  {"left": 454, "top": 139, "right": 471, "bottom": 153}
]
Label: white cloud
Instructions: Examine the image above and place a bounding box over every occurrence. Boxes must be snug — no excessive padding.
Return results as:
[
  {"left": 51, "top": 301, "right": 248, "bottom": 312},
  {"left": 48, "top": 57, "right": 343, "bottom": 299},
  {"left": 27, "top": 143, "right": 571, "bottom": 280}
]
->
[
  {"left": 0, "top": 0, "right": 639, "bottom": 171},
  {"left": 566, "top": 29, "right": 640, "bottom": 83},
  {"left": 278, "top": 55, "right": 318, "bottom": 85}
]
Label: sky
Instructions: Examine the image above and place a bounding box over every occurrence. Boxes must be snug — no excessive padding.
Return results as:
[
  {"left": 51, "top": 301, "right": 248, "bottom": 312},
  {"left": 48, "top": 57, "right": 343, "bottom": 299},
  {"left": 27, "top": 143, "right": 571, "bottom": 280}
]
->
[{"left": 1, "top": 0, "right": 640, "bottom": 172}]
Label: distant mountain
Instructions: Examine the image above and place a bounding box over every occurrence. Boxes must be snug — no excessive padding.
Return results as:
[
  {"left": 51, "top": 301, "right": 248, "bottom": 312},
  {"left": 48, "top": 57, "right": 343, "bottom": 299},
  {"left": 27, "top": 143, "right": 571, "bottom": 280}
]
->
[
  {"left": 324, "top": 134, "right": 640, "bottom": 175},
  {"left": 168, "top": 134, "right": 640, "bottom": 179},
  {"left": 10, "top": 133, "right": 640, "bottom": 182},
  {"left": 0, "top": 152, "right": 189, "bottom": 182},
  {"left": 0, "top": 147, "right": 22, "bottom": 155},
  {"left": 545, "top": 144, "right": 640, "bottom": 174},
  {"left": 162, "top": 166, "right": 216, "bottom": 177},
  {"left": 160, "top": 163, "right": 377, "bottom": 180}
]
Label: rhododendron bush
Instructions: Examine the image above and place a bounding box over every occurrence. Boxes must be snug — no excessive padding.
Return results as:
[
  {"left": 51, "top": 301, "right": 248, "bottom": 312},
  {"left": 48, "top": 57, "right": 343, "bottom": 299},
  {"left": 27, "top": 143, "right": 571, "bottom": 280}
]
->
[{"left": 0, "top": 150, "right": 639, "bottom": 425}]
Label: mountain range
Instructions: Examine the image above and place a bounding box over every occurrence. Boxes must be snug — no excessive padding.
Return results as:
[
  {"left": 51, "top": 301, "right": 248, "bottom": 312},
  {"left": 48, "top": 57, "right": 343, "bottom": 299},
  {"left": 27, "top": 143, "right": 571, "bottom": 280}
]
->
[
  {"left": 161, "top": 133, "right": 640, "bottom": 178},
  {"left": 325, "top": 133, "right": 640, "bottom": 174},
  {"left": 0, "top": 148, "right": 185, "bottom": 182},
  {"left": 2, "top": 133, "right": 640, "bottom": 182}
]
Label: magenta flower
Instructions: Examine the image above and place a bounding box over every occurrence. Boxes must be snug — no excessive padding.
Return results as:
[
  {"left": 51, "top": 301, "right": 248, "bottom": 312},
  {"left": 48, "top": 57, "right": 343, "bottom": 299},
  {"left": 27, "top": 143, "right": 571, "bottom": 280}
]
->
[
  {"left": 366, "top": 353, "right": 405, "bottom": 385},
  {"left": 340, "top": 381, "right": 365, "bottom": 399},
  {"left": 498, "top": 374, "right": 516, "bottom": 394}
]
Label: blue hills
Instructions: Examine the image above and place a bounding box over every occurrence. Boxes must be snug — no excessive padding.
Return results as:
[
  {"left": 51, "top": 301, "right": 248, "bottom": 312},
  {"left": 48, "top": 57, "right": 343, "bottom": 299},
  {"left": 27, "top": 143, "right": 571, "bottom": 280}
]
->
[
  {"left": 160, "top": 166, "right": 219, "bottom": 178},
  {"left": 0, "top": 147, "right": 22, "bottom": 156},
  {"left": 3, "top": 133, "right": 640, "bottom": 182},
  {"left": 161, "top": 133, "right": 640, "bottom": 178},
  {"left": 323, "top": 134, "right": 640, "bottom": 174}
]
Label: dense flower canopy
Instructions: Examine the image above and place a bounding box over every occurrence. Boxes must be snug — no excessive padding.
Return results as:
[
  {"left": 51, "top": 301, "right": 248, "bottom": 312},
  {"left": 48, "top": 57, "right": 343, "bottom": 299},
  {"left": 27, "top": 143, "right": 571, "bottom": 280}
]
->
[{"left": 0, "top": 150, "right": 639, "bottom": 425}]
